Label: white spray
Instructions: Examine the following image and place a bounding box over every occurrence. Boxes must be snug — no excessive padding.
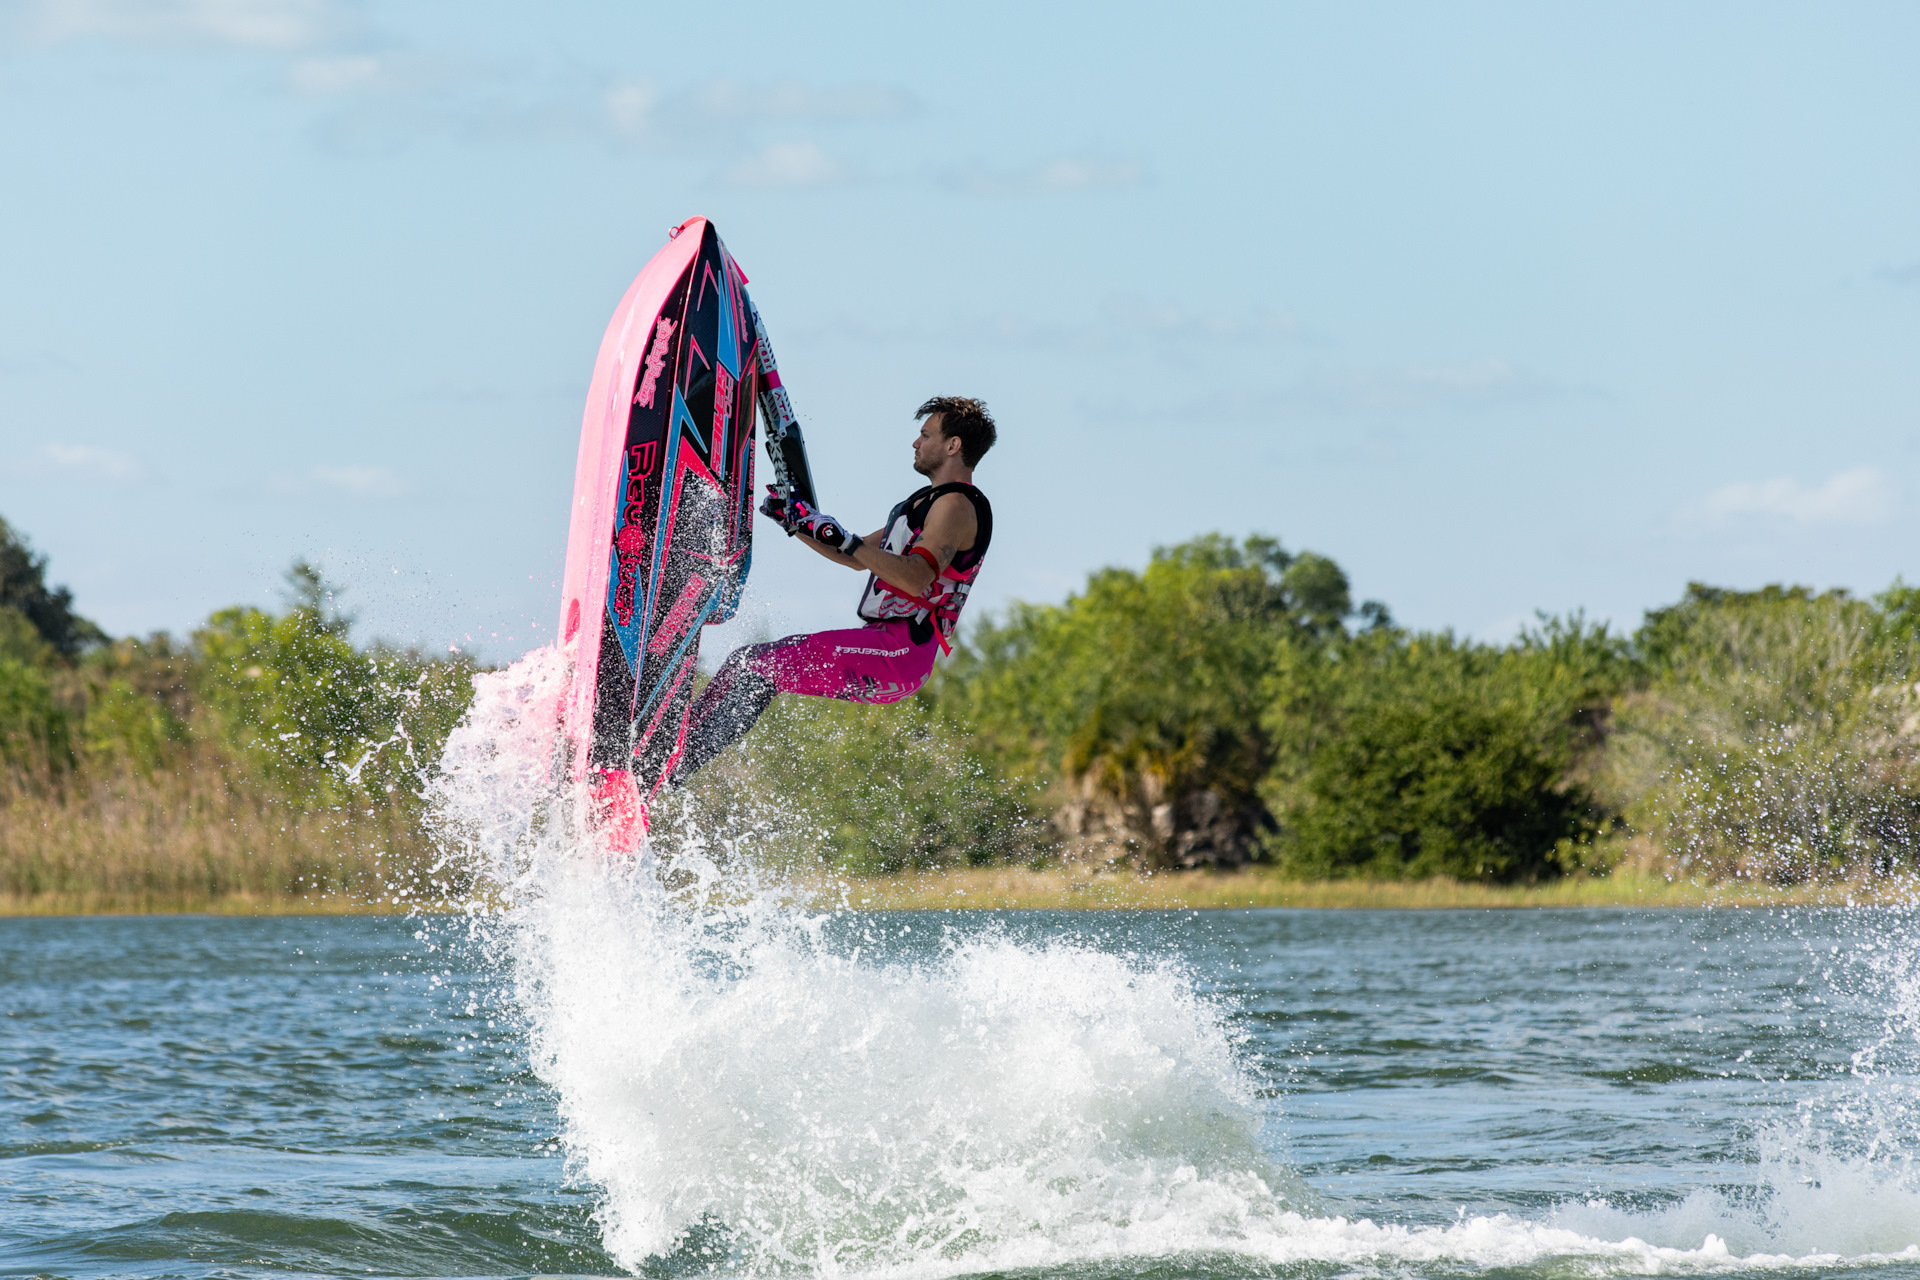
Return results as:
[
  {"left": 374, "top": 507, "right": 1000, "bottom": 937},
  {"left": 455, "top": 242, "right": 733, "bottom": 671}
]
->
[
  {"left": 434, "top": 652, "right": 1920, "bottom": 1277},
  {"left": 432, "top": 651, "right": 1304, "bottom": 1276}
]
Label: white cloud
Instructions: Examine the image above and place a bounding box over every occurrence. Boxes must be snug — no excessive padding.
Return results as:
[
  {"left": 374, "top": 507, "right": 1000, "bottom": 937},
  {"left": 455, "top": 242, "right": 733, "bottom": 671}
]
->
[
  {"left": 1335, "top": 358, "right": 1525, "bottom": 409},
  {"left": 681, "top": 77, "right": 913, "bottom": 124},
  {"left": 286, "top": 52, "right": 381, "bottom": 95},
  {"left": 716, "top": 141, "right": 848, "bottom": 189},
  {"left": 312, "top": 464, "right": 405, "bottom": 498},
  {"left": 605, "top": 76, "right": 912, "bottom": 145},
  {"left": 1031, "top": 155, "right": 1147, "bottom": 191},
  {"left": 603, "top": 78, "right": 656, "bottom": 136},
  {"left": 1250, "top": 358, "right": 1569, "bottom": 418},
  {"left": 286, "top": 65, "right": 907, "bottom": 157},
  {"left": 1696, "top": 466, "right": 1895, "bottom": 527},
  {"left": 949, "top": 154, "right": 1148, "bottom": 195},
  {"left": 42, "top": 442, "right": 136, "bottom": 478},
  {"left": 1099, "top": 297, "right": 1300, "bottom": 344},
  {"left": 30, "top": 0, "right": 341, "bottom": 49},
  {"left": 1093, "top": 356, "right": 1590, "bottom": 427},
  {"left": 798, "top": 297, "right": 1301, "bottom": 354},
  {"left": 296, "top": 53, "right": 614, "bottom": 151}
]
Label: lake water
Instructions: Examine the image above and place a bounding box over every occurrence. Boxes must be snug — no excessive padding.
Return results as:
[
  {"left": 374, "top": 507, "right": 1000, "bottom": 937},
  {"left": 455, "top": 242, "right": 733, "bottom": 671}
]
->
[{"left": 7, "top": 900, "right": 1920, "bottom": 1280}]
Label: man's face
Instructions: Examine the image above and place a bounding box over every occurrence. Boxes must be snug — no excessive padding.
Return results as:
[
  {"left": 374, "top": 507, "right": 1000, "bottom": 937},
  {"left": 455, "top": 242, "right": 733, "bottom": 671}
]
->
[{"left": 911, "top": 414, "right": 954, "bottom": 476}]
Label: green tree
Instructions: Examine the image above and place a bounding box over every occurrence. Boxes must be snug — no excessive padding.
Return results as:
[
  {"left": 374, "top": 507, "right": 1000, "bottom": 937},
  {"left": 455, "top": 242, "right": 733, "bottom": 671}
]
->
[
  {"left": 665, "top": 691, "right": 1054, "bottom": 875},
  {"left": 1600, "top": 582, "right": 1920, "bottom": 881},
  {"left": 0, "top": 657, "right": 73, "bottom": 773},
  {"left": 1263, "top": 619, "right": 1626, "bottom": 882},
  {"left": 938, "top": 534, "right": 1378, "bottom": 865},
  {"left": 189, "top": 564, "right": 471, "bottom": 805},
  {"left": 0, "top": 517, "right": 105, "bottom": 657},
  {"left": 77, "top": 635, "right": 193, "bottom": 777}
]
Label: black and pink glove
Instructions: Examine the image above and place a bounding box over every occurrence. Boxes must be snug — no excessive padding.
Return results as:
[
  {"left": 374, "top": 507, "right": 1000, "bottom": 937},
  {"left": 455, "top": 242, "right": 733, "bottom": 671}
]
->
[
  {"left": 787, "top": 499, "right": 863, "bottom": 555},
  {"left": 758, "top": 484, "right": 795, "bottom": 529}
]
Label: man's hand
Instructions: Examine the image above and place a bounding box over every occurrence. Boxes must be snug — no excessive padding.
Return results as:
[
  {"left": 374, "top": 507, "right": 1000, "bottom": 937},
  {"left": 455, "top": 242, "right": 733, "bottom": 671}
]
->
[
  {"left": 758, "top": 485, "right": 797, "bottom": 531},
  {"left": 786, "top": 499, "right": 864, "bottom": 555}
]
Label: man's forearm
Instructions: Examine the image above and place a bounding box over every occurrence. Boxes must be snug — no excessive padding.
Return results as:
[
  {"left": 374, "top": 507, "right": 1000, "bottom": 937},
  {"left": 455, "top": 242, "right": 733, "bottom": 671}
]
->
[
  {"left": 782, "top": 490, "right": 971, "bottom": 599},
  {"left": 795, "top": 531, "right": 934, "bottom": 593},
  {"left": 850, "top": 542, "right": 936, "bottom": 597},
  {"left": 799, "top": 535, "right": 863, "bottom": 570}
]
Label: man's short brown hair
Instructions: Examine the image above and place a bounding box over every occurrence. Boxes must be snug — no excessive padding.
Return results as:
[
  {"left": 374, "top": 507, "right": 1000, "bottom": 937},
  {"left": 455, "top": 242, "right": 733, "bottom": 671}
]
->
[{"left": 916, "top": 396, "right": 997, "bottom": 467}]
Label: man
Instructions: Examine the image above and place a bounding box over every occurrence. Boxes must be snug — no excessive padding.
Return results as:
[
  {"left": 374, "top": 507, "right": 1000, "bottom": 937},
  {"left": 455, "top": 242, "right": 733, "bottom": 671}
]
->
[{"left": 669, "top": 395, "right": 995, "bottom": 785}]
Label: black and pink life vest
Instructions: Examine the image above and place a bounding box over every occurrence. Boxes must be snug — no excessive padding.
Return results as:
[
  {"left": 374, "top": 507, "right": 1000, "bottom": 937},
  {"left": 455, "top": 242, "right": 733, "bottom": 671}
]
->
[{"left": 855, "top": 482, "right": 993, "bottom": 649}]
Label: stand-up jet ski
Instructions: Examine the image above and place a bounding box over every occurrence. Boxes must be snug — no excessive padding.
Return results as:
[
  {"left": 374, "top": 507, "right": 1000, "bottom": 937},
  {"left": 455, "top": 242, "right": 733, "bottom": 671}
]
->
[{"left": 553, "top": 216, "right": 815, "bottom": 848}]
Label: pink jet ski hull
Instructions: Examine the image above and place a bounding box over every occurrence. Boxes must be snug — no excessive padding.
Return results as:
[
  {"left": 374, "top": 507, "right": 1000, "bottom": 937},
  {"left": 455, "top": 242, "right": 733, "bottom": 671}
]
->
[{"left": 555, "top": 217, "right": 764, "bottom": 844}]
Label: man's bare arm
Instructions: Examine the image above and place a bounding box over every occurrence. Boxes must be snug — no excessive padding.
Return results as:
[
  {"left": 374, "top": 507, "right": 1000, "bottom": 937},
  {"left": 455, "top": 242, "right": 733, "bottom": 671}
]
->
[
  {"left": 797, "top": 530, "right": 883, "bottom": 570},
  {"left": 846, "top": 493, "right": 976, "bottom": 597}
]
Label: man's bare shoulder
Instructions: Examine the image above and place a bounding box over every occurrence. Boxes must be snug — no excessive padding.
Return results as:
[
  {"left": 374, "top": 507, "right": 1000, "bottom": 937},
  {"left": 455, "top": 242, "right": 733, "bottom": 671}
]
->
[
  {"left": 927, "top": 491, "right": 978, "bottom": 530},
  {"left": 928, "top": 489, "right": 978, "bottom": 514},
  {"left": 923, "top": 490, "right": 979, "bottom": 559}
]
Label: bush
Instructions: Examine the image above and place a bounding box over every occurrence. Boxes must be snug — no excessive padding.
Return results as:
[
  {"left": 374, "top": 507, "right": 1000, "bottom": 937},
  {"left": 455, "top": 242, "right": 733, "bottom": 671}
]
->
[
  {"left": 0, "top": 657, "right": 72, "bottom": 774},
  {"left": 0, "top": 517, "right": 104, "bottom": 657},
  {"left": 1262, "top": 618, "right": 1626, "bottom": 881},
  {"left": 939, "top": 535, "right": 1373, "bottom": 865},
  {"left": 1599, "top": 583, "right": 1920, "bottom": 882},
  {"left": 0, "top": 549, "right": 478, "bottom": 909},
  {"left": 662, "top": 690, "right": 1055, "bottom": 875},
  {"left": 189, "top": 564, "right": 477, "bottom": 808},
  {"left": 21, "top": 497, "right": 1920, "bottom": 895}
]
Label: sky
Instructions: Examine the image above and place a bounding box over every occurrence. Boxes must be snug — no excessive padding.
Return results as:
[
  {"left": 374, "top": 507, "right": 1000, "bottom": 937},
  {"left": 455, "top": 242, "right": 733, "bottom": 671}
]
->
[{"left": 1, "top": 0, "right": 1916, "bottom": 660}]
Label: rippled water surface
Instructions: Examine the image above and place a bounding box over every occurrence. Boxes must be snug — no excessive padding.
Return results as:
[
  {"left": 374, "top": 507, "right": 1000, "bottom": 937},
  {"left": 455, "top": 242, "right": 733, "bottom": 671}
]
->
[{"left": 5, "top": 905, "right": 1920, "bottom": 1279}]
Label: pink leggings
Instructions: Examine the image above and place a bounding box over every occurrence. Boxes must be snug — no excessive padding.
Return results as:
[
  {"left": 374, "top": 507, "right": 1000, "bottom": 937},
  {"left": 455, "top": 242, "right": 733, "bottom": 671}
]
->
[{"left": 672, "top": 620, "right": 939, "bottom": 783}]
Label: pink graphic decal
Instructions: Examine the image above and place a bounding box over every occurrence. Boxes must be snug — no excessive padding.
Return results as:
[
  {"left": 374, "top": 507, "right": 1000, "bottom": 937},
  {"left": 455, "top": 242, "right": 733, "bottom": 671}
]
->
[
  {"left": 610, "top": 439, "right": 664, "bottom": 625},
  {"left": 634, "top": 317, "right": 675, "bottom": 409},
  {"left": 711, "top": 364, "right": 733, "bottom": 466},
  {"left": 622, "top": 442, "right": 657, "bottom": 523},
  {"left": 612, "top": 521, "right": 649, "bottom": 626},
  {"left": 563, "top": 597, "right": 581, "bottom": 642},
  {"left": 646, "top": 573, "right": 709, "bottom": 656}
]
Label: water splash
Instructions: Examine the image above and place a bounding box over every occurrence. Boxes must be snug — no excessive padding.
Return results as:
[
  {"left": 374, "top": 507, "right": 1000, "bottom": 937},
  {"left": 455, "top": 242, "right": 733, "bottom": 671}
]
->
[
  {"left": 432, "top": 651, "right": 1306, "bottom": 1275},
  {"left": 424, "top": 652, "right": 1920, "bottom": 1277},
  {"left": 1550, "top": 908, "right": 1920, "bottom": 1266}
]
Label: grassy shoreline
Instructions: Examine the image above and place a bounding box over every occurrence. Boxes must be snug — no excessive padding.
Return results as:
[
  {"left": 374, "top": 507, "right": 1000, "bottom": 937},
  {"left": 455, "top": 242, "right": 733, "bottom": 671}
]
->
[
  {"left": 5, "top": 866, "right": 1911, "bottom": 916},
  {"left": 0, "top": 890, "right": 407, "bottom": 917},
  {"left": 803, "top": 866, "right": 1913, "bottom": 910}
]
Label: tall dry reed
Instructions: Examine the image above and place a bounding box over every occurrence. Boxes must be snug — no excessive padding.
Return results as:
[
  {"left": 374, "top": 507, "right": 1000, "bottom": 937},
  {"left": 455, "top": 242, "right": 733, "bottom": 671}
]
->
[{"left": 0, "top": 748, "right": 446, "bottom": 914}]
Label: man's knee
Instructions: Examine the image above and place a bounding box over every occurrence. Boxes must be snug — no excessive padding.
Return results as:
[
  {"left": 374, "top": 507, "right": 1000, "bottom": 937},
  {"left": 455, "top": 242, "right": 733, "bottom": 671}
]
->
[{"left": 714, "top": 643, "right": 760, "bottom": 680}]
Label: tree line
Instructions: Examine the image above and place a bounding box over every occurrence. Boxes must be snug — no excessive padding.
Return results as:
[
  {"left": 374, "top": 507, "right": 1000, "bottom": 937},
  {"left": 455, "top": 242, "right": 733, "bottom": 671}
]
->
[
  {"left": 707, "top": 534, "right": 1920, "bottom": 885},
  {"left": 0, "top": 517, "right": 473, "bottom": 907},
  {"left": 7, "top": 511, "right": 1920, "bottom": 903}
]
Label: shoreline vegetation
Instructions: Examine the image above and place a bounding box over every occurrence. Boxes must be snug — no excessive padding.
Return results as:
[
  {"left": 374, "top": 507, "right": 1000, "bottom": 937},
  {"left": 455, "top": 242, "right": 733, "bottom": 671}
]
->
[
  {"left": 8, "top": 514, "right": 1920, "bottom": 915},
  {"left": 813, "top": 865, "right": 1920, "bottom": 911},
  {"left": 3, "top": 866, "right": 1909, "bottom": 917}
]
